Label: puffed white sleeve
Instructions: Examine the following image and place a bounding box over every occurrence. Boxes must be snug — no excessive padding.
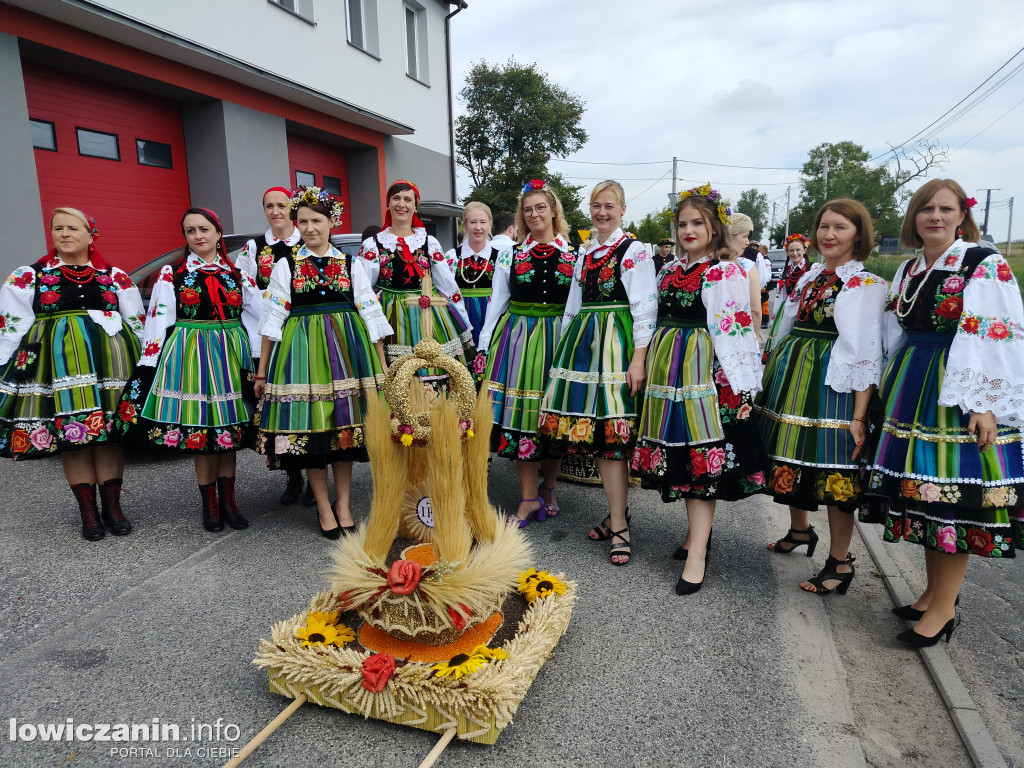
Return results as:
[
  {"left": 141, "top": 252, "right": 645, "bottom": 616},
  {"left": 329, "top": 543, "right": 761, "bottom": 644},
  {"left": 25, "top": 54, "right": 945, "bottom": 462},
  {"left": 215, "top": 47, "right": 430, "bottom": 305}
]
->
[
  {"left": 427, "top": 236, "right": 470, "bottom": 327},
  {"left": 620, "top": 241, "right": 658, "bottom": 350},
  {"left": 256, "top": 258, "right": 292, "bottom": 343},
  {"left": 702, "top": 261, "right": 763, "bottom": 393},
  {"left": 351, "top": 257, "right": 393, "bottom": 342},
  {"left": 236, "top": 239, "right": 257, "bottom": 281},
  {"left": 0, "top": 266, "right": 37, "bottom": 365},
  {"left": 138, "top": 266, "right": 177, "bottom": 367},
  {"left": 477, "top": 248, "right": 513, "bottom": 354},
  {"left": 107, "top": 268, "right": 146, "bottom": 343},
  {"left": 238, "top": 268, "right": 263, "bottom": 357},
  {"left": 881, "top": 260, "right": 910, "bottom": 365},
  {"left": 827, "top": 273, "right": 887, "bottom": 393},
  {"left": 357, "top": 237, "right": 381, "bottom": 287},
  {"left": 443, "top": 247, "right": 458, "bottom": 274},
  {"left": 940, "top": 252, "right": 1024, "bottom": 424},
  {"left": 561, "top": 252, "right": 584, "bottom": 328}
]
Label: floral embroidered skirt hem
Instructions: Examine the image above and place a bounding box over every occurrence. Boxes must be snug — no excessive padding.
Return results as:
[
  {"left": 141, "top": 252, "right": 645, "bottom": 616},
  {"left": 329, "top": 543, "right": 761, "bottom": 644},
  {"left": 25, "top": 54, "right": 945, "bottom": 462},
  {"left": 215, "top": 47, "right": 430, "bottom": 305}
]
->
[
  {"left": 258, "top": 307, "right": 384, "bottom": 468},
  {"left": 537, "top": 303, "right": 637, "bottom": 461},
  {"left": 380, "top": 288, "right": 475, "bottom": 388},
  {"left": 0, "top": 310, "right": 139, "bottom": 459},
  {"left": 484, "top": 303, "right": 565, "bottom": 462},
  {"left": 116, "top": 320, "right": 255, "bottom": 453},
  {"left": 632, "top": 324, "right": 767, "bottom": 502},
  {"left": 461, "top": 287, "right": 491, "bottom": 348},
  {"left": 862, "top": 333, "right": 1024, "bottom": 557},
  {"left": 755, "top": 327, "right": 862, "bottom": 512}
]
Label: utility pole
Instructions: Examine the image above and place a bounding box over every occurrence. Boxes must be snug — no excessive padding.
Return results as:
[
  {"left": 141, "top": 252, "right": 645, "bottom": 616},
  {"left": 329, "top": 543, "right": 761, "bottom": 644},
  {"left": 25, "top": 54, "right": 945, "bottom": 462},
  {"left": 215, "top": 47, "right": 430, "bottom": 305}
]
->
[
  {"left": 822, "top": 154, "right": 829, "bottom": 199},
  {"left": 784, "top": 186, "right": 791, "bottom": 240},
  {"left": 1008, "top": 197, "right": 1014, "bottom": 258},
  {"left": 671, "top": 156, "right": 678, "bottom": 200},
  {"left": 977, "top": 188, "right": 1000, "bottom": 236},
  {"left": 771, "top": 201, "right": 777, "bottom": 232}
]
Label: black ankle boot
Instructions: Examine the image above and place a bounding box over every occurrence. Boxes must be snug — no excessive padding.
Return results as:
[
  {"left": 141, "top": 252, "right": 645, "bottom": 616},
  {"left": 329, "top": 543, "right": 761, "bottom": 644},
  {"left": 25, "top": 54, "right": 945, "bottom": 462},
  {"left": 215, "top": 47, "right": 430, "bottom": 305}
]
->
[
  {"left": 72, "top": 483, "right": 104, "bottom": 541},
  {"left": 199, "top": 482, "right": 223, "bottom": 532},
  {"left": 217, "top": 476, "right": 248, "bottom": 530},
  {"left": 98, "top": 478, "right": 132, "bottom": 535}
]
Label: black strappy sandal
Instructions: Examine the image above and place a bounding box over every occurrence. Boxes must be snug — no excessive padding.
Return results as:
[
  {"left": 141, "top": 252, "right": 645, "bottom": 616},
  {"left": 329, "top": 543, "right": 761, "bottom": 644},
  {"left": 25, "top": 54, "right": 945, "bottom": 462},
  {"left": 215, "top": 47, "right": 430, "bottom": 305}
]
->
[
  {"left": 801, "top": 554, "right": 855, "bottom": 595},
  {"left": 768, "top": 525, "right": 818, "bottom": 557},
  {"left": 609, "top": 524, "right": 631, "bottom": 566},
  {"left": 588, "top": 508, "right": 631, "bottom": 541}
]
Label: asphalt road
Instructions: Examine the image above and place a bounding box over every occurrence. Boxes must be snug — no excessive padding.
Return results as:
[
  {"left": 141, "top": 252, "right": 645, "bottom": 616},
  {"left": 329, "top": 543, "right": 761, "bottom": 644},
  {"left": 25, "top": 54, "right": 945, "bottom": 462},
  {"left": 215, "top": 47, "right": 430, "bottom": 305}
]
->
[{"left": 0, "top": 448, "right": 1016, "bottom": 767}]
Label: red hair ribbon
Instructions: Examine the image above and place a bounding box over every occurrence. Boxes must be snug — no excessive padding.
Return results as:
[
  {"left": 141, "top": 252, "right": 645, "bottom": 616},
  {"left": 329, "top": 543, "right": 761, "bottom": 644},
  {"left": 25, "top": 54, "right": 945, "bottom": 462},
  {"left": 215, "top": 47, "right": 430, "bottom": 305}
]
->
[
  {"left": 263, "top": 186, "right": 292, "bottom": 200},
  {"left": 382, "top": 179, "right": 426, "bottom": 230}
]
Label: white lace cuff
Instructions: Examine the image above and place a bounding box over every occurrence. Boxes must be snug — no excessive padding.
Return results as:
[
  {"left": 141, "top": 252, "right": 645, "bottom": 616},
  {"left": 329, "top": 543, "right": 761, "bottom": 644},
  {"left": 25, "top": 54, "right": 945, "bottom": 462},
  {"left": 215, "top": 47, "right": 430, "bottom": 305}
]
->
[{"left": 939, "top": 364, "right": 1024, "bottom": 425}]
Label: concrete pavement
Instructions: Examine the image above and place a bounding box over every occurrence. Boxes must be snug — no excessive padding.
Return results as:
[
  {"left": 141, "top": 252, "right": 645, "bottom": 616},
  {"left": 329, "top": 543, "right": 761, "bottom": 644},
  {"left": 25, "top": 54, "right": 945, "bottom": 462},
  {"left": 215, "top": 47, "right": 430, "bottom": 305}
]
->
[{"left": 0, "top": 449, "right": 1005, "bottom": 767}]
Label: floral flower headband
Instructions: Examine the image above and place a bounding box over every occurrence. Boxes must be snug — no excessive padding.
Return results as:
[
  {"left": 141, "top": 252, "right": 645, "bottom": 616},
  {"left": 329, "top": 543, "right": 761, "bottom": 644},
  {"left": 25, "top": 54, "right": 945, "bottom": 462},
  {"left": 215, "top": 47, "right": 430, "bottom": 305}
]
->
[
  {"left": 521, "top": 179, "right": 547, "bottom": 195},
  {"left": 679, "top": 183, "right": 732, "bottom": 227},
  {"left": 784, "top": 233, "right": 808, "bottom": 247},
  {"left": 289, "top": 186, "right": 344, "bottom": 222}
]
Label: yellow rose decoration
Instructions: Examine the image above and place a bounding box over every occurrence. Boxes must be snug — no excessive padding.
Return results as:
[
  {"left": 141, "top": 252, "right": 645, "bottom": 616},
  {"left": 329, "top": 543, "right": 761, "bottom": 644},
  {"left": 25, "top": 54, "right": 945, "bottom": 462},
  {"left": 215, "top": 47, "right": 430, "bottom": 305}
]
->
[{"left": 825, "top": 472, "right": 854, "bottom": 502}]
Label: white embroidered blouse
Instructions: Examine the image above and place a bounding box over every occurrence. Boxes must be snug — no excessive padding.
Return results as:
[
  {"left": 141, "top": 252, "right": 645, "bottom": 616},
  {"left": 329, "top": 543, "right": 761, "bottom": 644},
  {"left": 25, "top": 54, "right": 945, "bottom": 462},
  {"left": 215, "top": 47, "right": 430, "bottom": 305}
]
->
[
  {"left": 257, "top": 244, "right": 392, "bottom": 343},
  {"left": 561, "top": 228, "right": 659, "bottom": 349},
  {"left": 692, "top": 258, "right": 763, "bottom": 394},
  {"left": 883, "top": 240, "right": 1024, "bottom": 425},
  {"left": 772, "top": 259, "right": 887, "bottom": 393},
  {"left": 0, "top": 256, "right": 145, "bottom": 366}
]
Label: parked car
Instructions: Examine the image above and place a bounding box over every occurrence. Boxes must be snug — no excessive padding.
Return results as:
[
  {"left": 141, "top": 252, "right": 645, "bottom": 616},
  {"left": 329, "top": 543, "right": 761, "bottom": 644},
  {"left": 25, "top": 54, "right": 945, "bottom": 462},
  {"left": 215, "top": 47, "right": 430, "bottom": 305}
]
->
[
  {"left": 129, "top": 233, "right": 364, "bottom": 302},
  {"left": 766, "top": 248, "right": 787, "bottom": 281}
]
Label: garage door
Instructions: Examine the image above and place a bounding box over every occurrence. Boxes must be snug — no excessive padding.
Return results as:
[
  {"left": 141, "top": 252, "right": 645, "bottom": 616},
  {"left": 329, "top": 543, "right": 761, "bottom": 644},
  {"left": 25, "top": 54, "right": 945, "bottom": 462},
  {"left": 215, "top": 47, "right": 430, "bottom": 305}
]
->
[
  {"left": 287, "top": 133, "right": 352, "bottom": 234},
  {"left": 24, "top": 62, "right": 192, "bottom": 272}
]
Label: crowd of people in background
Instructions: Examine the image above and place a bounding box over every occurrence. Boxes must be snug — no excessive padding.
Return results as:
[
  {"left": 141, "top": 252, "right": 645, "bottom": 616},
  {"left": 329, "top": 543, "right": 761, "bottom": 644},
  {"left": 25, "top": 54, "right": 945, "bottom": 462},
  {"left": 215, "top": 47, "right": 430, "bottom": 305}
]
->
[{"left": 1, "top": 175, "right": 1022, "bottom": 648}]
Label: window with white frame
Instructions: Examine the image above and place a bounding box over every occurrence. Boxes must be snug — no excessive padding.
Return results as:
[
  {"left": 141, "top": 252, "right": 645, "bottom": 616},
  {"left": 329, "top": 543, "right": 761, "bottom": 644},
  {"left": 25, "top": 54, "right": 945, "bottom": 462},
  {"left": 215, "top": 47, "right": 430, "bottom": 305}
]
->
[
  {"left": 404, "top": 2, "right": 428, "bottom": 84},
  {"left": 346, "top": 0, "right": 379, "bottom": 57},
  {"left": 268, "top": 0, "right": 314, "bottom": 24}
]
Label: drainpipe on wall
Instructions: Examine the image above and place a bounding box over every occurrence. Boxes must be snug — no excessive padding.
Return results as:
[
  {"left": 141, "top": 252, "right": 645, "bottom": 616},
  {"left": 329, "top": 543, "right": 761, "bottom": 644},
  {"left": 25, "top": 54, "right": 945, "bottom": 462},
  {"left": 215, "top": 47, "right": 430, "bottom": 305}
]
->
[{"left": 444, "top": 0, "right": 468, "bottom": 243}]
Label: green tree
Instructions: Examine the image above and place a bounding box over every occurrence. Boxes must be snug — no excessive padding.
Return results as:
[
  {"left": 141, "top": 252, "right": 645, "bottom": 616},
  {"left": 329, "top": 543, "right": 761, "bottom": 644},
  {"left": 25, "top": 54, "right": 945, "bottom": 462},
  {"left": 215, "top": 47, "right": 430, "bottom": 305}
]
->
[
  {"left": 626, "top": 206, "right": 674, "bottom": 243},
  {"left": 736, "top": 189, "right": 769, "bottom": 240},
  {"left": 456, "top": 59, "right": 590, "bottom": 244}
]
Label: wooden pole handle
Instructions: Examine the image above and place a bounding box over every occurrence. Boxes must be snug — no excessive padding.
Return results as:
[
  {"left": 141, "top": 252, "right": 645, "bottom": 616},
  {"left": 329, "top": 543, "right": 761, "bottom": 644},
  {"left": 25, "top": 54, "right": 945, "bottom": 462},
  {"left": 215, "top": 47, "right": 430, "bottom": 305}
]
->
[
  {"left": 222, "top": 693, "right": 307, "bottom": 768},
  {"left": 417, "top": 726, "right": 458, "bottom": 768}
]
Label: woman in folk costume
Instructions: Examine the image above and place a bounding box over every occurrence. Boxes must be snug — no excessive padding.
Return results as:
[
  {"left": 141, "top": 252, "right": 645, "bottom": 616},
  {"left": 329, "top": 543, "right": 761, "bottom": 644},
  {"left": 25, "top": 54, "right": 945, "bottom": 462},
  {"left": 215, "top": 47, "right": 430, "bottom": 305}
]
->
[
  {"left": 476, "top": 179, "right": 576, "bottom": 525},
  {"left": 256, "top": 188, "right": 391, "bottom": 539},
  {"left": 116, "top": 208, "right": 261, "bottom": 533},
  {"left": 864, "top": 179, "right": 1024, "bottom": 646},
  {"left": 756, "top": 199, "right": 886, "bottom": 596},
  {"left": 537, "top": 180, "right": 658, "bottom": 565},
  {"left": 632, "top": 185, "right": 766, "bottom": 594},
  {"left": 0, "top": 208, "right": 144, "bottom": 540},
  {"left": 237, "top": 185, "right": 311, "bottom": 508},
  {"left": 445, "top": 201, "right": 498, "bottom": 348},
  {"left": 357, "top": 179, "right": 474, "bottom": 388}
]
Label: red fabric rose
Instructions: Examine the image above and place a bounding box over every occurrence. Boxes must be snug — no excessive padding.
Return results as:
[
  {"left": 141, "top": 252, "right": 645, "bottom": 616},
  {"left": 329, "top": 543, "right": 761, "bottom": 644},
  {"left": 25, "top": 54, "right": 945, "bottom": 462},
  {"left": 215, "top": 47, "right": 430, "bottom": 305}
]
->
[
  {"left": 997, "top": 262, "right": 1013, "bottom": 282},
  {"left": 144, "top": 341, "right": 161, "bottom": 356},
  {"left": 960, "top": 315, "right": 980, "bottom": 334},
  {"left": 360, "top": 652, "right": 396, "bottom": 693},
  {"left": 40, "top": 290, "right": 59, "bottom": 306},
  {"left": 186, "top": 431, "right": 207, "bottom": 450},
  {"left": 735, "top": 311, "right": 752, "bottom": 328},
  {"left": 118, "top": 401, "right": 136, "bottom": 421},
  {"left": 101, "top": 290, "right": 117, "bottom": 306},
  {"left": 386, "top": 559, "right": 422, "bottom": 595},
  {"left": 84, "top": 411, "right": 105, "bottom": 436},
  {"left": 13, "top": 272, "right": 34, "bottom": 289},
  {"left": 515, "top": 261, "right": 531, "bottom": 275},
  {"left": 226, "top": 291, "right": 242, "bottom": 307},
  {"left": 718, "top": 385, "right": 743, "bottom": 409},
  {"left": 987, "top": 321, "right": 1010, "bottom": 340},
  {"left": 11, "top": 430, "right": 30, "bottom": 453},
  {"left": 418, "top": 295, "right": 432, "bottom": 309},
  {"left": 557, "top": 261, "right": 574, "bottom": 276},
  {"left": 965, "top": 528, "right": 996, "bottom": 556},
  {"left": 179, "top": 287, "right": 200, "bottom": 305},
  {"left": 622, "top": 258, "right": 634, "bottom": 270},
  {"left": 690, "top": 448, "right": 708, "bottom": 477},
  {"left": 935, "top": 296, "right": 963, "bottom": 319}
]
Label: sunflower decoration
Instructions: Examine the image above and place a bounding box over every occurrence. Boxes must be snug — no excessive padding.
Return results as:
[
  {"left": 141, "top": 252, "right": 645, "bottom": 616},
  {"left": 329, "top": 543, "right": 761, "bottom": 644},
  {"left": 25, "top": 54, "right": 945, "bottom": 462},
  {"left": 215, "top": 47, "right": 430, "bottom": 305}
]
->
[
  {"left": 431, "top": 652, "right": 486, "bottom": 680},
  {"left": 517, "top": 570, "right": 567, "bottom": 604},
  {"left": 471, "top": 644, "right": 509, "bottom": 662},
  {"left": 296, "top": 615, "right": 355, "bottom": 648}
]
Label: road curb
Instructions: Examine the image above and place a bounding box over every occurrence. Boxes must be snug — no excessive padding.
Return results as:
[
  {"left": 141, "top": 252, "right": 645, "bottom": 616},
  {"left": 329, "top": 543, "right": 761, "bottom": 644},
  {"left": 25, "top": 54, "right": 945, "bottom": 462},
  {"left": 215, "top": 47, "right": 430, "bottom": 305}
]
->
[{"left": 855, "top": 520, "right": 1009, "bottom": 768}]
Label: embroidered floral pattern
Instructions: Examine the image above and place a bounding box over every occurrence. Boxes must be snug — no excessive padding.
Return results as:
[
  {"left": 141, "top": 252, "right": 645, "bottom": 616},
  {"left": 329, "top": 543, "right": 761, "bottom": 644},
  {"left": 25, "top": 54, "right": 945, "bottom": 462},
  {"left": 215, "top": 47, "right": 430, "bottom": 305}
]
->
[
  {"left": 885, "top": 515, "right": 1015, "bottom": 557},
  {"left": 958, "top": 312, "right": 1022, "bottom": 341},
  {"left": 711, "top": 301, "right": 754, "bottom": 338},
  {"left": 293, "top": 256, "right": 352, "bottom": 295}
]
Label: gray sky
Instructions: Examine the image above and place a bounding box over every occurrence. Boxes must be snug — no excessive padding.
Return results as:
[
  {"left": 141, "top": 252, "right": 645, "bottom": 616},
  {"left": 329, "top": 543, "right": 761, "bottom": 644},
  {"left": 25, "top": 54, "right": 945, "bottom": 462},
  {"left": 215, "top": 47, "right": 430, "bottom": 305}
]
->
[{"left": 450, "top": 0, "right": 1024, "bottom": 242}]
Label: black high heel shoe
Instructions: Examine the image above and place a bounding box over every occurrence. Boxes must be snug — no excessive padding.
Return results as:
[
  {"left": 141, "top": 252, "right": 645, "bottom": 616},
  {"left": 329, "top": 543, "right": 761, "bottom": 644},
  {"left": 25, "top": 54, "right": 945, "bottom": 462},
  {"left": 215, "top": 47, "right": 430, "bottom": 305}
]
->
[
  {"left": 896, "top": 616, "right": 959, "bottom": 647},
  {"left": 675, "top": 550, "right": 709, "bottom": 595},
  {"left": 800, "top": 554, "right": 855, "bottom": 596},
  {"left": 671, "top": 528, "right": 712, "bottom": 561},
  {"left": 892, "top": 593, "right": 960, "bottom": 621},
  {"left": 319, "top": 507, "right": 342, "bottom": 540},
  {"left": 768, "top": 525, "right": 818, "bottom": 557}
]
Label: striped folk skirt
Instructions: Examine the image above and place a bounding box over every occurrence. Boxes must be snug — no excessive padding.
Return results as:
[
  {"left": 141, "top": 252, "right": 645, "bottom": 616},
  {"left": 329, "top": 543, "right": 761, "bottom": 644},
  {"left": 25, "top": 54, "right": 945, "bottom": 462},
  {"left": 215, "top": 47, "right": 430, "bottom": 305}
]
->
[
  {"left": 461, "top": 286, "right": 492, "bottom": 348},
  {"left": 483, "top": 301, "right": 564, "bottom": 461},
  {"left": 116, "top": 319, "right": 255, "bottom": 453},
  {"left": 755, "top": 326, "right": 862, "bottom": 511},
  {"left": 0, "top": 309, "right": 139, "bottom": 459},
  {"left": 633, "top": 320, "right": 767, "bottom": 502},
  {"left": 537, "top": 302, "right": 637, "bottom": 461},
  {"left": 258, "top": 304, "right": 385, "bottom": 469},
  {"left": 379, "top": 287, "right": 475, "bottom": 388},
  {"left": 865, "top": 331, "right": 1024, "bottom": 558}
]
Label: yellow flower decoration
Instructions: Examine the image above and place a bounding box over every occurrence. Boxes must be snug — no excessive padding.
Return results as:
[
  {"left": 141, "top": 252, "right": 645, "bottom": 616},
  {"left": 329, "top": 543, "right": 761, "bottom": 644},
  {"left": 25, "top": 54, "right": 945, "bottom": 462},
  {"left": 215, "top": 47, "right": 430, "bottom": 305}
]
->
[
  {"left": 308, "top": 610, "right": 339, "bottom": 625},
  {"left": 518, "top": 571, "right": 567, "bottom": 604},
  {"left": 825, "top": 472, "right": 855, "bottom": 503},
  {"left": 432, "top": 652, "right": 485, "bottom": 680},
  {"left": 466, "top": 429, "right": 474, "bottom": 439},
  {"left": 472, "top": 644, "right": 509, "bottom": 662},
  {"left": 399, "top": 433, "right": 413, "bottom": 447},
  {"left": 518, "top": 568, "right": 542, "bottom": 590},
  {"left": 296, "top": 616, "right": 354, "bottom": 648}
]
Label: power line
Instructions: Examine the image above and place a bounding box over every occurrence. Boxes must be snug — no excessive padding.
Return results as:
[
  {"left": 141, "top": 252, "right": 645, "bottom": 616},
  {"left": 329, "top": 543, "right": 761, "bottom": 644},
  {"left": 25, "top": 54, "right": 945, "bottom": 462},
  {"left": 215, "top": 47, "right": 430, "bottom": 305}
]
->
[
  {"left": 869, "top": 43, "right": 1024, "bottom": 161},
  {"left": 950, "top": 94, "right": 1024, "bottom": 154},
  {"left": 625, "top": 168, "right": 672, "bottom": 204},
  {"left": 551, "top": 157, "right": 801, "bottom": 171}
]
